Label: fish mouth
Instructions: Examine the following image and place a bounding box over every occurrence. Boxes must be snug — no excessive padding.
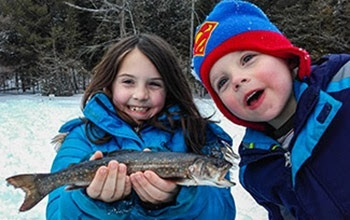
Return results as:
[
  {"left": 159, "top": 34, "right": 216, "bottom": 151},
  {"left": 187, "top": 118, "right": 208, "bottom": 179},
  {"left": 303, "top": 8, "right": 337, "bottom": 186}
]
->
[
  {"left": 217, "top": 163, "right": 230, "bottom": 179},
  {"left": 244, "top": 89, "right": 264, "bottom": 109}
]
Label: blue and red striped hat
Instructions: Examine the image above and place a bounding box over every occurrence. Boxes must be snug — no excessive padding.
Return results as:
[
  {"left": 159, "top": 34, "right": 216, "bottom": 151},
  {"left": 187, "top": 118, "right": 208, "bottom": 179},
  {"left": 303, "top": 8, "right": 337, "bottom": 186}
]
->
[{"left": 192, "top": 0, "right": 311, "bottom": 131}]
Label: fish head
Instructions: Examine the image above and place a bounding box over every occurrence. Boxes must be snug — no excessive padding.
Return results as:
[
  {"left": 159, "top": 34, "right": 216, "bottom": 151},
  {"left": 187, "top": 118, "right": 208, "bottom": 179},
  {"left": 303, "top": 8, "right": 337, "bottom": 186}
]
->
[{"left": 188, "top": 158, "right": 235, "bottom": 188}]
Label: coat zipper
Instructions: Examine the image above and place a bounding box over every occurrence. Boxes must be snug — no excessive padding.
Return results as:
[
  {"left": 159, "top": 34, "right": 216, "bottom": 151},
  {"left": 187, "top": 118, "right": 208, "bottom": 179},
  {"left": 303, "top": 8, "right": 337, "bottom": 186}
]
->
[{"left": 284, "top": 151, "right": 292, "bottom": 167}]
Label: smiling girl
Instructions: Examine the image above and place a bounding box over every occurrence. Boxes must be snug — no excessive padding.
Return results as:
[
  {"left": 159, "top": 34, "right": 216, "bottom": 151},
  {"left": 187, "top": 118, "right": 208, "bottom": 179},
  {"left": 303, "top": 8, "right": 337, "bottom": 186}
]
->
[{"left": 46, "top": 33, "right": 236, "bottom": 219}]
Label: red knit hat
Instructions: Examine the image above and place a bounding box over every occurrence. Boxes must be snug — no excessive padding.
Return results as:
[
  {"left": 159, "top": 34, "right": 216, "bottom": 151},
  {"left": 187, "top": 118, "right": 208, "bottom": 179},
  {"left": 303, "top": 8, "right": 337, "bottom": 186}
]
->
[{"left": 192, "top": 0, "right": 311, "bottom": 131}]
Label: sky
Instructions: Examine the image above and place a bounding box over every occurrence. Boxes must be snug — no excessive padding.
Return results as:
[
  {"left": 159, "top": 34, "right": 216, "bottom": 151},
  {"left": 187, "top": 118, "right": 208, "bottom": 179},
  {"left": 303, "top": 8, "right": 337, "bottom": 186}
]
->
[{"left": 0, "top": 94, "right": 267, "bottom": 219}]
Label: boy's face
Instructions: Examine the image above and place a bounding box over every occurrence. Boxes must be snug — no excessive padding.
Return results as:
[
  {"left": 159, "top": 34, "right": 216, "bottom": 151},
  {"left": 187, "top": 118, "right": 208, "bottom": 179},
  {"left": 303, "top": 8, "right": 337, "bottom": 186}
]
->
[{"left": 209, "top": 51, "right": 293, "bottom": 123}]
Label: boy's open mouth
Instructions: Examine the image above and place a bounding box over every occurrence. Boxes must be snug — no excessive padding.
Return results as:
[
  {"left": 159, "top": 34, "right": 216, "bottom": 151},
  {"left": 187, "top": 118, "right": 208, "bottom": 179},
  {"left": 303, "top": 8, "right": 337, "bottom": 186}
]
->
[{"left": 245, "top": 90, "right": 264, "bottom": 107}]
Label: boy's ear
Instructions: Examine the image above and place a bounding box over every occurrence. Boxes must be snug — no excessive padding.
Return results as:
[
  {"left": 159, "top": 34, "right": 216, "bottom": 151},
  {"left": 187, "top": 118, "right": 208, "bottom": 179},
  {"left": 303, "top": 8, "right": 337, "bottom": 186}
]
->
[
  {"left": 287, "top": 58, "right": 299, "bottom": 78},
  {"left": 287, "top": 58, "right": 299, "bottom": 70}
]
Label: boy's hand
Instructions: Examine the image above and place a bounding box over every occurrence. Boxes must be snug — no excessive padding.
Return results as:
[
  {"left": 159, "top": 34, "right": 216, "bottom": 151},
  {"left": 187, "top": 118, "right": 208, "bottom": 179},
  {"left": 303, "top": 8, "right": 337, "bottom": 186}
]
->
[
  {"left": 130, "top": 170, "right": 179, "bottom": 205},
  {"left": 86, "top": 151, "right": 132, "bottom": 202}
]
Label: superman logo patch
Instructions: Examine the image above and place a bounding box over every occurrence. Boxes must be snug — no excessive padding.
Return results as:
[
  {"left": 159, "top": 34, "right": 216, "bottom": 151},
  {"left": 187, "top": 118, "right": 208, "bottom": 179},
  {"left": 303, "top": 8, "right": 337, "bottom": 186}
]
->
[{"left": 193, "top": 21, "right": 218, "bottom": 56}]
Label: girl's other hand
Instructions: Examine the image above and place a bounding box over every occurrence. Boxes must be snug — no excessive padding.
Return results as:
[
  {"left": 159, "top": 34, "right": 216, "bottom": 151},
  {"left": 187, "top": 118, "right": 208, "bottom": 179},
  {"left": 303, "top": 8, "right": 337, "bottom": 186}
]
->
[
  {"left": 130, "top": 170, "right": 179, "bottom": 205},
  {"left": 86, "top": 151, "right": 132, "bottom": 202}
]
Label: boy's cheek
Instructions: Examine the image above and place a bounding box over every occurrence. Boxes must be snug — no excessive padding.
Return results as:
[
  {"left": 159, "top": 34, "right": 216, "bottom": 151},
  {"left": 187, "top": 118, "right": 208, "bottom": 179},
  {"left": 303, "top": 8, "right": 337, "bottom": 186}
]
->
[{"left": 222, "top": 96, "right": 241, "bottom": 113}]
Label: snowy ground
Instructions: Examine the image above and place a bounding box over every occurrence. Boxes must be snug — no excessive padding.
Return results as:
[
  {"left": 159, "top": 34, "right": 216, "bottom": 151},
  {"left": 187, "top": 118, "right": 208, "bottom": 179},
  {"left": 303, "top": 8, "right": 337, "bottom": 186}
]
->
[{"left": 0, "top": 94, "right": 267, "bottom": 219}]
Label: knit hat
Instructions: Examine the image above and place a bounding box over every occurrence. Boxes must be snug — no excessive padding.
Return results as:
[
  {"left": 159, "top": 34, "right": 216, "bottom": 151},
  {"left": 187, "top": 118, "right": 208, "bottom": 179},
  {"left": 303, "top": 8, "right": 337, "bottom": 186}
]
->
[{"left": 192, "top": 0, "right": 311, "bottom": 131}]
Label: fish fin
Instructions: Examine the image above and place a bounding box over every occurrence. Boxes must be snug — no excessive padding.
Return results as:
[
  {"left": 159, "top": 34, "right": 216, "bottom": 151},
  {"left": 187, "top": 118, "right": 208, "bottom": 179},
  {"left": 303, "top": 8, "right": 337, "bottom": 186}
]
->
[
  {"left": 175, "top": 178, "right": 198, "bottom": 187},
  {"left": 65, "top": 183, "right": 88, "bottom": 191},
  {"left": 51, "top": 132, "right": 69, "bottom": 152},
  {"left": 106, "top": 149, "right": 137, "bottom": 157},
  {"left": 178, "top": 176, "right": 235, "bottom": 188},
  {"left": 6, "top": 173, "right": 51, "bottom": 212}
]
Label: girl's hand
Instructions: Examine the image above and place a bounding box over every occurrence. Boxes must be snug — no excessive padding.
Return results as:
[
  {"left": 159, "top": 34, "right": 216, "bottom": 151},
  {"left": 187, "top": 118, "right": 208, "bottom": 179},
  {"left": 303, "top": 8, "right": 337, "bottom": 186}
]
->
[
  {"left": 86, "top": 151, "right": 132, "bottom": 202},
  {"left": 130, "top": 170, "right": 179, "bottom": 205}
]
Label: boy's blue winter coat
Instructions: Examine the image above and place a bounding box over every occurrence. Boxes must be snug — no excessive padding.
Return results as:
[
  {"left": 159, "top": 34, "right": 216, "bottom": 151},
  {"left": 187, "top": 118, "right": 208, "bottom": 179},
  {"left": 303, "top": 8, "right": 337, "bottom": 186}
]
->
[
  {"left": 46, "top": 93, "right": 236, "bottom": 219},
  {"left": 239, "top": 54, "right": 350, "bottom": 219}
]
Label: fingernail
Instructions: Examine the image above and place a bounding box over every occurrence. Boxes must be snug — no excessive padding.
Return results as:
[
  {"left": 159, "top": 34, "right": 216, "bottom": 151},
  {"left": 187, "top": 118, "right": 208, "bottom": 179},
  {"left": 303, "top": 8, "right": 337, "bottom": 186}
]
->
[
  {"left": 119, "top": 164, "right": 126, "bottom": 172},
  {"left": 109, "top": 162, "right": 117, "bottom": 170},
  {"left": 100, "top": 167, "right": 107, "bottom": 174},
  {"left": 145, "top": 172, "right": 151, "bottom": 178}
]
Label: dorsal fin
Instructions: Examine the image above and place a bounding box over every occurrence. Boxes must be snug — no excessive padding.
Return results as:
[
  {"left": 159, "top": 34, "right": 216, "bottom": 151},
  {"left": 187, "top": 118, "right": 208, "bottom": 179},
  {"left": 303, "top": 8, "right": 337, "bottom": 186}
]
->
[{"left": 105, "top": 149, "right": 138, "bottom": 157}]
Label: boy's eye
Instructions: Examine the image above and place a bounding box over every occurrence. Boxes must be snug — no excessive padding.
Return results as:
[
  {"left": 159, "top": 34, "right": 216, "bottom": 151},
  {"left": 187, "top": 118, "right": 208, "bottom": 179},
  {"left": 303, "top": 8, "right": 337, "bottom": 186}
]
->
[
  {"left": 217, "top": 77, "right": 228, "bottom": 91},
  {"left": 242, "top": 54, "right": 255, "bottom": 65}
]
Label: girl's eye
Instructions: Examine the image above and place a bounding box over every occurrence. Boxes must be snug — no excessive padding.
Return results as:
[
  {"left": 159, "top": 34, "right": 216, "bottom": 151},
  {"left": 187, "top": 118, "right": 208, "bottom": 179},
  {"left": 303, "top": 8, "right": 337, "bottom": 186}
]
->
[
  {"left": 217, "top": 77, "right": 228, "bottom": 91},
  {"left": 122, "top": 79, "right": 134, "bottom": 85},
  {"left": 242, "top": 54, "right": 255, "bottom": 65},
  {"left": 149, "top": 81, "right": 164, "bottom": 88}
]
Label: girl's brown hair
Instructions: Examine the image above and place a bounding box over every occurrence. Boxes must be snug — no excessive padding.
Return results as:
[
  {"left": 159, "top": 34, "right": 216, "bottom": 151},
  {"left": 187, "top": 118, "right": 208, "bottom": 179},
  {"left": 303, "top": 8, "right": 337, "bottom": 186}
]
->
[{"left": 82, "top": 33, "right": 210, "bottom": 153}]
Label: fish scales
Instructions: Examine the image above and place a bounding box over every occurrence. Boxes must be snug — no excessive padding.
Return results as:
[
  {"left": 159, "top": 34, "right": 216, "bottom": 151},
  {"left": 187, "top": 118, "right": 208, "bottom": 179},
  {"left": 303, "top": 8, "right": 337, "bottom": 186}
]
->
[
  {"left": 123, "top": 152, "right": 198, "bottom": 178},
  {"left": 45, "top": 151, "right": 197, "bottom": 189},
  {"left": 6, "top": 148, "right": 238, "bottom": 212}
]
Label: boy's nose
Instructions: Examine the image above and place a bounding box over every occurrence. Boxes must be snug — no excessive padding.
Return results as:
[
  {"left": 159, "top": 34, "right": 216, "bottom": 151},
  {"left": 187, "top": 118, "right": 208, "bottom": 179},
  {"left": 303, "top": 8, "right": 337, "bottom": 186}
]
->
[{"left": 232, "top": 78, "right": 248, "bottom": 92}]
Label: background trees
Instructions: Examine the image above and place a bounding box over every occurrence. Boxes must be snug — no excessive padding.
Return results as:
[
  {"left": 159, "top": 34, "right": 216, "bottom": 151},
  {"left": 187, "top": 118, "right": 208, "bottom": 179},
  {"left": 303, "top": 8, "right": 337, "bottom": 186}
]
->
[
  {"left": 0, "top": 0, "right": 348, "bottom": 96},
  {"left": 250, "top": 0, "right": 350, "bottom": 58}
]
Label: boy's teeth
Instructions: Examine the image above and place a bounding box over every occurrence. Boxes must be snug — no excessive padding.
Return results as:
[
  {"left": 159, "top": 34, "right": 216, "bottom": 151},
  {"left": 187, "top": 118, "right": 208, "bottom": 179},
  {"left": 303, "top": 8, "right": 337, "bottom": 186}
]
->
[
  {"left": 246, "top": 92, "right": 257, "bottom": 102},
  {"left": 246, "top": 91, "right": 257, "bottom": 106}
]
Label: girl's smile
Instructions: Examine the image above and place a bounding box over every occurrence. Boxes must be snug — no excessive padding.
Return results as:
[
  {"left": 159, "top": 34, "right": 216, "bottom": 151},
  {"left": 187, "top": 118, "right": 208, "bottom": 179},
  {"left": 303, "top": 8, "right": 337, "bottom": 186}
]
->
[
  {"left": 128, "top": 106, "right": 149, "bottom": 113},
  {"left": 111, "top": 48, "right": 166, "bottom": 124}
]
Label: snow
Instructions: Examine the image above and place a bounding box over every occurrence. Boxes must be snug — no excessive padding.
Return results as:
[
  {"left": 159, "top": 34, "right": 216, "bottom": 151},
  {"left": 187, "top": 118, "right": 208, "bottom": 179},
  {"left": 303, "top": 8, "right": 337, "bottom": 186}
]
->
[{"left": 0, "top": 94, "right": 268, "bottom": 219}]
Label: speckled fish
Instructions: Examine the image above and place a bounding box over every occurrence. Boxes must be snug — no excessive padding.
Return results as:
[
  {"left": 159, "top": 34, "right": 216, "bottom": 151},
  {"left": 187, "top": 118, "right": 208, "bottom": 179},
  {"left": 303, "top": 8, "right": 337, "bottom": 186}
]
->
[{"left": 6, "top": 146, "right": 238, "bottom": 212}]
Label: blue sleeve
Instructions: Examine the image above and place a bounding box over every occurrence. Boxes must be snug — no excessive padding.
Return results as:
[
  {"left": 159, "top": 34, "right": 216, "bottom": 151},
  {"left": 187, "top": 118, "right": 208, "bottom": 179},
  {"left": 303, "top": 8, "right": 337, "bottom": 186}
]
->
[
  {"left": 134, "top": 183, "right": 235, "bottom": 219},
  {"left": 46, "top": 124, "right": 133, "bottom": 219}
]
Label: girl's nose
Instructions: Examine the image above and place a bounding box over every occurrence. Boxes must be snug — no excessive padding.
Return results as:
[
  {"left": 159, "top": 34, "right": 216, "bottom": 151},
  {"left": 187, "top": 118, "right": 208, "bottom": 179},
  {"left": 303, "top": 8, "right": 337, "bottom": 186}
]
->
[{"left": 133, "top": 86, "right": 149, "bottom": 101}]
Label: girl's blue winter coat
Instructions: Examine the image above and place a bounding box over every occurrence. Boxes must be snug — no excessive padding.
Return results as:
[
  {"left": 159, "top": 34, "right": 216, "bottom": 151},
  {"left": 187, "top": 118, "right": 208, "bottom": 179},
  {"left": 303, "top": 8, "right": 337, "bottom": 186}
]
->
[
  {"left": 46, "top": 93, "right": 236, "bottom": 219},
  {"left": 239, "top": 54, "right": 350, "bottom": 219}
]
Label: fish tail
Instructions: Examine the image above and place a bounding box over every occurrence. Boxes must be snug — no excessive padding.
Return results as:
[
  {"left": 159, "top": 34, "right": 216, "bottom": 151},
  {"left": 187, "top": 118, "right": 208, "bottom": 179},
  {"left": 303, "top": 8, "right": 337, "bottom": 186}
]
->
[{"left": 6, "top": 173, "right": 50, "bottom": 212}]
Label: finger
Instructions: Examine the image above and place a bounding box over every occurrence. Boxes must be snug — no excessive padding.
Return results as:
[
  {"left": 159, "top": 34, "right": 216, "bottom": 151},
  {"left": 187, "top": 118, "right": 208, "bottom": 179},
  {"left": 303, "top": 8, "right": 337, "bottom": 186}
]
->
[
  {"left": 100, "top": 161, "right": 119, "bottom": 201},
  {"left": 123, "top": 176, "right": 132, "bottom": 198},
  {"left": 86, "top": 166, "right": 108, "bottom": 199},
  {"left": 131, "top": 172, "right": 173, "bottom": 203},
  {"left": 138, "top": 171, "right": 178, "bottom": 203},
  {"left": 112, "top": 163, "right": 127, "bottom": 200},
  {"left": 130, "top": 172, "right": 152, "bottom": 202},
  {"left": 144, "top": 170, "right": 178, "bottom": 193},
  {"left": 89, "top": 151, "right": 103, "bottom": 161}
]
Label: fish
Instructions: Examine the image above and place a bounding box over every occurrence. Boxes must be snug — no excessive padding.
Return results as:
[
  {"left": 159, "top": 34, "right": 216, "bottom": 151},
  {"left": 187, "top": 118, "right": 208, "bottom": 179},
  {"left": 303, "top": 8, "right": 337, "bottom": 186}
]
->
[{"left": 6, "top": 145, "right": 239, "bottom": 212}]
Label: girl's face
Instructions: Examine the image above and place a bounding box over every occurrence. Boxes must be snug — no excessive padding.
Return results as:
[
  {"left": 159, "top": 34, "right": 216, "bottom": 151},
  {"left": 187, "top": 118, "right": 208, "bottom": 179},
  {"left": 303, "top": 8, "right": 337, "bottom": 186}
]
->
[
  {"left": 111, "top": 48, "right": 166, "bottom": 124},
  {"left": 209, "top": 51, "right": 293, "bottom": 123}
]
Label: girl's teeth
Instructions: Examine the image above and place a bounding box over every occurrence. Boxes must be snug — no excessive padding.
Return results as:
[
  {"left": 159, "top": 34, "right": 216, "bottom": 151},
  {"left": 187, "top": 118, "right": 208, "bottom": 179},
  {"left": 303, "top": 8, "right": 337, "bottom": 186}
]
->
[{"left": 131, "top": 107, "right": 146, "bottom": 112}]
